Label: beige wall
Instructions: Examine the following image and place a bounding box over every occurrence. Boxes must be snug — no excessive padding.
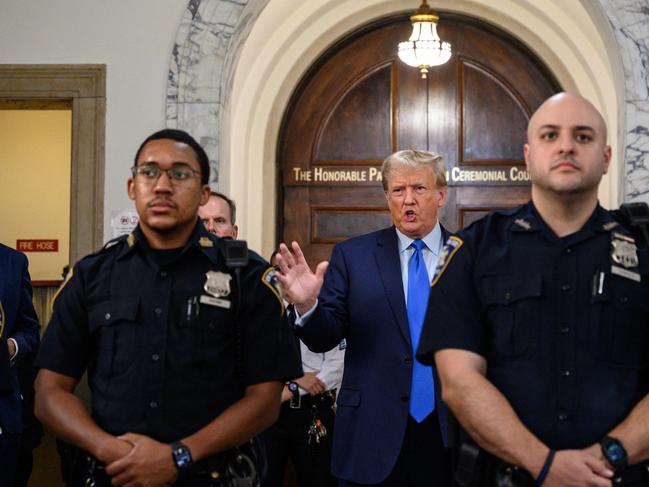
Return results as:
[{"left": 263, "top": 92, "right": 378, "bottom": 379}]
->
[
  {"left": 0, "top": 110, "right": 71, "bottom": 281},
  {"left": 0, "top": 0, "right": 187, "bottom": 245}
]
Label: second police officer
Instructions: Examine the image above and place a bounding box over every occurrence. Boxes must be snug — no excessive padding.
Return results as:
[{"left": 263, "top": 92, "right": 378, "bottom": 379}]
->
[{"left": 418, "top": 93, "right": 649, "bottom": 486}]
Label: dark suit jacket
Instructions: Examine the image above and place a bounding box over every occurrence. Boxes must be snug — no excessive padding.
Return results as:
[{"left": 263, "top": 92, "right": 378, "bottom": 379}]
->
[
  {"left": 0, "top": 244, "right": 40, "bottom": 434},
  {"left": 295, "top": 226, "right": 450, "bottom": 484}
]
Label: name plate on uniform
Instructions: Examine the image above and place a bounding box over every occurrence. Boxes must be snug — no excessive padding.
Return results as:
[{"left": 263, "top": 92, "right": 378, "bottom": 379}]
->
[{"left": 199, "top": 295, "right": 231, "bottom": 309}]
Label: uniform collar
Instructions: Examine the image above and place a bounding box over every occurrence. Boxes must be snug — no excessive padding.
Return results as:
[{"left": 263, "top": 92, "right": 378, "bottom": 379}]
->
[
  {"left": 395, "top": 222, "right": 443, "bottom": 255},
  {"left": 116, "top": 219, "right": 220, "bottom": 265}
]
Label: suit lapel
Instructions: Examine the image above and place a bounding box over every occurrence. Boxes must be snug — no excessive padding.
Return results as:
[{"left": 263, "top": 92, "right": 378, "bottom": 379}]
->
[{"left": 374, "top": 227, "right": 411, "bottom": 344}]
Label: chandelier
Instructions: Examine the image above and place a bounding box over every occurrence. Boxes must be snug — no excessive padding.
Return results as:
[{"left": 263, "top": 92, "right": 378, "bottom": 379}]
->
[{"left": 398, "top": 0, "right": 452, "bottom": 78}]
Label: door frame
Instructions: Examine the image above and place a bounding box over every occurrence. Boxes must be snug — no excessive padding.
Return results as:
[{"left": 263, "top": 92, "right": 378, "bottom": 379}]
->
[{"left": 0, "top": 64, "right": 106, "bottom": 263}]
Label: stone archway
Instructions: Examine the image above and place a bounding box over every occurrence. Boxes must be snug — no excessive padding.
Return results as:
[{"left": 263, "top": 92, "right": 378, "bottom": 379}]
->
[{"left": 167, "top": 0, "right": 649, "bottom": 255}]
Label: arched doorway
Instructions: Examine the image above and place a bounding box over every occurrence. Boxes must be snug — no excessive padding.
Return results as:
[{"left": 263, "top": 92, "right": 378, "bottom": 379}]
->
[{"left": 278, "top": 14, "right": 560, "bottom": 265}]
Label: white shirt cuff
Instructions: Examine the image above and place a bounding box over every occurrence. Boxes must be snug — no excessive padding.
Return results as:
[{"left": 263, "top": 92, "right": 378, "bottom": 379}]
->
[{"left": 293, "top": 300, "right": 318, "bottom": 327}]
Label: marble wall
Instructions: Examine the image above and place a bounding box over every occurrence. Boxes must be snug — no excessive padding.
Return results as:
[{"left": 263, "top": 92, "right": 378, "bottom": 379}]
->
[
  {"left": 167, "top": 0, "right": 268, "bottom": 187},
  {"left": 167, "top": 0, "right": 649, "bottom": 201},
  {"left": 601, "top": 0, "right": 649, "bottom": 202}
]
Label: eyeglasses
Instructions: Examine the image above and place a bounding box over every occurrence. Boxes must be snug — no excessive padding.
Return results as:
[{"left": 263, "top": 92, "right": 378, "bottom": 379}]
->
[{"left": 131, "top": 164, "right": 201, "bottom": 184}]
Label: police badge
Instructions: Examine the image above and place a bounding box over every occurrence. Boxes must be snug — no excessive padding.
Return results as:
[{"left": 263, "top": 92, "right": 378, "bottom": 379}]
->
[
  {"left": 204, "top": 271, "right": 232, "bottom": 297},
  {"left": 611, "top": 232, "right": 641, "bottom": 282}
]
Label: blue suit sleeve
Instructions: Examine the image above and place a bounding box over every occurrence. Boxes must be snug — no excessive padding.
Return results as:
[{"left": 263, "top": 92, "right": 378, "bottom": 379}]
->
[
  {"left": 295, "top": 244, "right": 349, "bottom": 352},
  {"left": 11, "top": 253, "right": 40, "bottom": 366}
]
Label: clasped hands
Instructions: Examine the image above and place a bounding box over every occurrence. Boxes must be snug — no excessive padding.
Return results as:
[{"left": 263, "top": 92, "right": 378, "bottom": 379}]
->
[{"left": 98, "top": 433, "right": 178, "bottom": 487}]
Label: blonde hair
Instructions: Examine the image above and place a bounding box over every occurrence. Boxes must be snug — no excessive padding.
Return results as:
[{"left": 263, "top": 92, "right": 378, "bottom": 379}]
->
[{"left": 381, "top": 150, "right": 447, "bottom": 190}]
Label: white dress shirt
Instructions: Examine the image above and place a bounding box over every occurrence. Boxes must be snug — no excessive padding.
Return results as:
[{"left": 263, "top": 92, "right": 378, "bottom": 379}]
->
[
  {"left": 297, "top": 340, "right": 345, "bottom": 396},
  {"left": 395, "top": 222, "right": 444, "bottom": 305}
]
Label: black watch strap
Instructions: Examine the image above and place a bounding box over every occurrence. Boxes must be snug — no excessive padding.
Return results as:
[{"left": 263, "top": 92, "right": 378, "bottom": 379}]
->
[
  {"left": 600, "top": 436, "right": 628, "bottom": 471},
  {"left": 171, "top": 441, "right": 193, "bottom": 474}
]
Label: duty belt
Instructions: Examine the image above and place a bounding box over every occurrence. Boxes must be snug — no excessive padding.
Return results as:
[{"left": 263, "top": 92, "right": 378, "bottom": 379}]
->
[
  {"left": 68, "top": 449, "right": 232, "bottom": 487},
  {"left": 287, "top": 389, "right": 337, "bottom": 410}
]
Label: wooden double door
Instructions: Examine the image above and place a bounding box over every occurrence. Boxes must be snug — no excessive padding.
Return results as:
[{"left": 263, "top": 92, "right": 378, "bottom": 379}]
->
[{"left": 278, "top": 14, "right": 560, "bottom": 266}]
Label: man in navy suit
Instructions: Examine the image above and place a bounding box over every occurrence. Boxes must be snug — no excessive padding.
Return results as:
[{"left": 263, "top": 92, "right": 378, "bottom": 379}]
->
[
  {"left": 277, "top": 150, "right": 452, "bottom": 486},
  {"left": 0, "top": 243, "right": 40, "bottom": 485}
]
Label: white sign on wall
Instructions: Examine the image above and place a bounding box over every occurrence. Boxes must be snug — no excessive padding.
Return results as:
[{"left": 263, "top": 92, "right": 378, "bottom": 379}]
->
[{"left": 110, "top": 210, "right": 139, "bottom": 239}]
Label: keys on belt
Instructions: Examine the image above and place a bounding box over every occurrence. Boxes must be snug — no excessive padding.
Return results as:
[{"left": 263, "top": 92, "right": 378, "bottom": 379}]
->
[{"left": 307, "top": 405, "right": 328, "bottom": 445}]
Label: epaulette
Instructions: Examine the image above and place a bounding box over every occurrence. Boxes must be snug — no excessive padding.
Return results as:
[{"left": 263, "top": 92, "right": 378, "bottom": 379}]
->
[
  {"left": 102, "top": 234, "right": 130, "bottom": 251},
  {"left": 73, "top": 234, "right": 129, "bottom": 263}
]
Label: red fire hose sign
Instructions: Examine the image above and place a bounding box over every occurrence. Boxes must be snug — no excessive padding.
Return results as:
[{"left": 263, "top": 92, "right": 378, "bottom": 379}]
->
[{"left": 16, "top": 240, "right": 59, "bottom": 252}]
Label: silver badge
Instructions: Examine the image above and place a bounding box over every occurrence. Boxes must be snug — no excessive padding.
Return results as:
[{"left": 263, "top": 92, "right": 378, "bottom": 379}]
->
[
  {"left": 611, "top": 233, "right": 639, "bottom": 269},
  {"left": 204, "top": 271, "right": 232, "bottom": 297}
]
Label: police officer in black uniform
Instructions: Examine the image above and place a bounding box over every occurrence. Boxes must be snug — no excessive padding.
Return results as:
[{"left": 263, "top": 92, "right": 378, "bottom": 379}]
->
[
  {"left": 418, "top": 93, "right": 649, "bottom": 486},
  {"left": 34, "top": 129, "right": 302, "bottom": 486}
]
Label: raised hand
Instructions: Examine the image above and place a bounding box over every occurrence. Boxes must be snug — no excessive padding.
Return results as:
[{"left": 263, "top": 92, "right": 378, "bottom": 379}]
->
[{"left": 275, "top": 241, "right": 328, "bottom": 315}]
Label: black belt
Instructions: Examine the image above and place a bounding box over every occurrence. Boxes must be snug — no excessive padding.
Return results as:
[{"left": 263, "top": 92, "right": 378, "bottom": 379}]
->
[
  {"left": 66, "top": 450, "right": 231, "bottom": 487},
  {"left": 615, "top": 462, "right": 649, "bottom": 486},
  {"left": 286, "top": 389, "right": 336, "bottom": 410}
]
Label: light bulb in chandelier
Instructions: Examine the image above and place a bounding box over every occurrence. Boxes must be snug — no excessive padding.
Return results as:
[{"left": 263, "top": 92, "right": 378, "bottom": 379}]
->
[{"left": 398, "top": 1, "right": 452, "bottom": 79}]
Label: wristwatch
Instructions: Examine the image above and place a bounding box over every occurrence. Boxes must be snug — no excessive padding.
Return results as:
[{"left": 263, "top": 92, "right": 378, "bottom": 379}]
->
[
  {"left": 171, "top": 441, "right": 193, "bottom": 475},
  {"left": 600, "top": 436, "right": 628, "bottom": 471},
  {"left": 288, "top": 381, "right": 301, "bottom": 408}
]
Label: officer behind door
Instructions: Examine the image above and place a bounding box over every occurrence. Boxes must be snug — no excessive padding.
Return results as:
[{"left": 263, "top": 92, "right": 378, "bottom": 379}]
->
[
  {"left": 34, "top": 129, "right": 302, "bottom": 486},
  {"left": 418, "top": 93, "right": 649, "bottom": 486},
  {"left": 262, "top": 251, "right": 344, "bottom": 487}
]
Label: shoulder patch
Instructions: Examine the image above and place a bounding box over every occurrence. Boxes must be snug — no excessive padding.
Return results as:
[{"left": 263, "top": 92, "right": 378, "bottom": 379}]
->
[
  {"left": 262, "top": 267, "right": 286, "bottom": 316},
  {"left": 51, "top": 265, "right": 75, "bottom": 312},
  {"left": 431, "top": 236, "right": 464, "bottom": 287}
]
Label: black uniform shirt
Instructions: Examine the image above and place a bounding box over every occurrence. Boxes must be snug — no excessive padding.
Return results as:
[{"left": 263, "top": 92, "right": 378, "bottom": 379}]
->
[
  {"left": 418, "top": 202, "right": 649, "bottom": 449},
  {"left": 37, "top": 223, "right": 302, "bottom": 442}
]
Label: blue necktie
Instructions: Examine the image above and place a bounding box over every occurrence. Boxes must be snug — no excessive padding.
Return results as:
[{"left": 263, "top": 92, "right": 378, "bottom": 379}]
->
[{"left": 407, "top": 239, "right": 435, "bottom": 422}]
